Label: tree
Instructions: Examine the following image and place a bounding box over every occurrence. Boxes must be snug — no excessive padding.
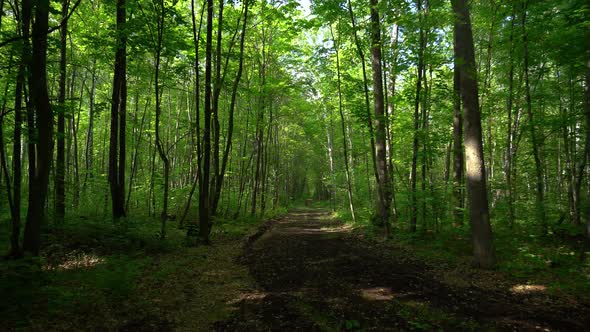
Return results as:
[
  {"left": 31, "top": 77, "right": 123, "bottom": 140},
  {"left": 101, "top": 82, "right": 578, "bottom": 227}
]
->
[
  {"left": 370, "top": 0, "right": 391, "bottom": 235},
  {"left": 55, "top": 0, "right": 69, "bottom": 220},
  {"left": 108, "top": 0, "right": 127, "bottom": 220},
  {"left": 451, "top": 0, "right": 495, "bottom": 268},
  {"left": 22, "top": 0, "right": 53, "bottom": 255}
]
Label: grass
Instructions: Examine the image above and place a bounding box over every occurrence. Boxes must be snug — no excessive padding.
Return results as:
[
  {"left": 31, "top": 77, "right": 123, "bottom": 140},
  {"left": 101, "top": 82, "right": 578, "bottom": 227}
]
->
[
  {"left": 0, "top": 208, "right": 288, "bottom": 330},
  {"left": 329, "top": 203, "right": 590, "bottom": 299}
]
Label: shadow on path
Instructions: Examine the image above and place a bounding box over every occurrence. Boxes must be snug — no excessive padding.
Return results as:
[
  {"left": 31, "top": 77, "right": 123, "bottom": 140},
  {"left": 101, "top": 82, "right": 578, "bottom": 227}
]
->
[{"left": 215, "top": 209, "right": 589, "bottom": 331}]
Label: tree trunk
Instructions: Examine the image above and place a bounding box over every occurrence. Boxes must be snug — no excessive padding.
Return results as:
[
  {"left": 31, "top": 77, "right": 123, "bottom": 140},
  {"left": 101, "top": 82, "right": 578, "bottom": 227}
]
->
[
  {"left": 347, "top": 0, "right": 379, "bottom": 209},
  {"left": 108, "top": 0, "right": 127, "bottom": 220},
  {"left": 154, "top": 0, "right": 170, "bottom": 238},
  {"left": 521, "top": 0, "right": 546, "bottom": 233},
  {"left": 199, "top": 0, "right": 214, "bottom": 242},
  {"left": 211, "top": 0, "right": 250, "bottom": 216},
  {"left": 23, "top": 0, "right": 53, "bottom": 255},
  {"left": 330, "top": 24, "right": 356, "bottom": 222},
  {"left": 410, "top": 0, "right": 425, "bottom": 232},
  {"left": 370, "top": 0, "right": 391, "bottom": 235},
  {"left": 55, "top": 0, "right": 68, "bottom": 219},
  {"left": 452, "top": 18, "right": 464, "bottom": 226},
  {"left": 505, "top": 8, "right": 516, "bottom": 227},
  {"left": 452, "top": 0, "right": 495, "bottom": 268}
]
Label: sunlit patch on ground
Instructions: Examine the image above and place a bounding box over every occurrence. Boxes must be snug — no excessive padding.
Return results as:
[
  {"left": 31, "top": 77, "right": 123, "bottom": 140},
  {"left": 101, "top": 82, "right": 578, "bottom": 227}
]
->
[
  {"left": 43, "top": 251, "right": 105, "bottom": 271},
  {"left": 319, "top": 224, "right": 354, "bottom": 233},
  {"left": 510, "top": 284, "right": 546, "bottom": 294},
  {"left": 359, "top": 287, "right": 395, "bottom": 301},
  {"left": 228, "top": 290, "right": 268, "bottom": 304}
]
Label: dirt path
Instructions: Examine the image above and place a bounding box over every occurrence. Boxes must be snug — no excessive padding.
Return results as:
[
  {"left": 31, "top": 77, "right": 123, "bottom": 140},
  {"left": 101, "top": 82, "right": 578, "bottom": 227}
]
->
[{"left": 216, "top": 209, "right": 589, "bottom": 331}]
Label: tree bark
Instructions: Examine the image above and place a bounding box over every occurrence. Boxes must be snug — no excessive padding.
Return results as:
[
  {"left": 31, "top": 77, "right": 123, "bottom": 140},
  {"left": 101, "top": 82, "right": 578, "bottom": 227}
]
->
[
  {"left": 108, "top": 0, "right": 127, "bottom": 220},
  {"left": 452, "top": 0, "right": 495, "bottom": 268},
  {"left": 452, "top": 18, "right": 464, "bottom": 226},
  {"left": 370, "top": 0, "right": 391, "bottom": 235},
  {"left": 23, "top": 0, "right": 53, "bottom": 255}
]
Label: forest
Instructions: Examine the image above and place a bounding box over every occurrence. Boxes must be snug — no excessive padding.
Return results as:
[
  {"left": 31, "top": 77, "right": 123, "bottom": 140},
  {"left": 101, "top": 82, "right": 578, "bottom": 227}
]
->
[{"left": 0, "top": 0, "right": 589, "bottom": 330}]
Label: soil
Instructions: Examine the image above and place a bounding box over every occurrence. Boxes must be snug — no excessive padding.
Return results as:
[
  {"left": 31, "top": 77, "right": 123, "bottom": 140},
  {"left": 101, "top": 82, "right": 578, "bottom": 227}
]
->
[{"left": 215, "top": 208, "right": 590, "bottom": 331}]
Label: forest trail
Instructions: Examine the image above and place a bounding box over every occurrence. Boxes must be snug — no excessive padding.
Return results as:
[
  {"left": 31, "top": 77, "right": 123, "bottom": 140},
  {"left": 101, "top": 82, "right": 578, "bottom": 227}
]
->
[{"left": 216, "top": 208, "right": 589, "bottom": 331}]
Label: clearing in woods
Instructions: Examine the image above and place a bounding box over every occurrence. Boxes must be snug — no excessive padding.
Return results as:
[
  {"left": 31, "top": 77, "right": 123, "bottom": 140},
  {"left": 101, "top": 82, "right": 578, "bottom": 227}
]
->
[{"left": 216, "top": 208, "right": 589, "bottom": 331}]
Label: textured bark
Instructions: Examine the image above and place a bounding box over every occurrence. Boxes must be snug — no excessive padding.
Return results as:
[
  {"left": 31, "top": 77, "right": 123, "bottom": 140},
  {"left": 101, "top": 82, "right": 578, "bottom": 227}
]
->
[
  {"left": 452, "top": 20, "right": 464, "bottom": 226},
  {"left": 23, "top": 0, "right": 53, "bottom": 255},
  {"left": 370, "top": 0, "right": 391, "bottom": 235},
  {"left": 452, "top": 0, "right": 495, "bottom": 268}
]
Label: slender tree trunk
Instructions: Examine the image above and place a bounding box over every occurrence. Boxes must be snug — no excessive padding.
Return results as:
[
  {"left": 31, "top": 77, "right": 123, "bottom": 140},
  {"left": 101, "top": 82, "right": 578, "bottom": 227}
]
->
[
  {"left": 108, "top": 0, "right": 127, "bottom": 220},
  {"left": 199, "top": 0, "right": 214, "bottom": 242},
  {"left": 8, "top": 5, "right": 29, "bottom": 256},
  {"left": 84, "top": 61, "right": 96, "bottom": 188},
  {"left": 331, "top": 24, "right": 356, "bottom": 222},
  {"left": 583, "top": 67, "right": 590, "bottom": 237},
  {"left": 452, "top": 0, "right": 495, "bottom": 268},
  {"left": 347, "top": 0, "right": 379, "bottom": 208},
  {"left": 370, "top": 0, "right": 391, "bottom": 235},
  {"left": 211, "top": 0, "right": 250, "bottom": 216},
  {"left": 184, "top": 0, "right": 206, "bottom": 232},
  {"left": 505, "top": 8, "right": 516, "bottom": 227},
  {"left": 154, "top": 0, "right": 170, "bottom": 238},
  {"left": 410, "top": 0, "right": 426, "bottom": 232},
  {"left": 0, "top": 74, "right": 18, "bottom": 256},
  {"left": 521, "top": 0, "right": 546, "bottom": 233},
  {"left": 55, "top": 0, "right": 68, "bottom": 219}
]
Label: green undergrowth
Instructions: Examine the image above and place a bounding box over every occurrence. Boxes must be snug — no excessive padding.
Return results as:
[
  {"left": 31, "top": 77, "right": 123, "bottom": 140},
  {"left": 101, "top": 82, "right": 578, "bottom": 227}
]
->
[
  {"left": 330, "top": 206, "right": 590, "bottom": 299},
  {"left": 0, "top": 208, "right": 287, "bottom": 330}
]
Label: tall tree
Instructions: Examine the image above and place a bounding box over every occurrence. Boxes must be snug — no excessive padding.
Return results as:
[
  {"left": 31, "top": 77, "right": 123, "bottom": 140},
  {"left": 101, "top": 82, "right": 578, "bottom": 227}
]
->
[
  {"left": 55, "top": 0, "right": 69, "bottom": 219},
  {"left": 23, "top": 0, "right": 53, "bottom": 255},
  {"left": 198, "top": 0, "right": 214, "bottom": 242},
  {"left": 452, "top": 14, "right": 464, "bottom": 226},
  {"left": 154, "top": 0, "right": 170, "bottom": 238},
  {"left": 451, "top": 0, "right": 495, "bottom": 268},
  {"left": 370, "top": 0, "right": 391, "bottom": 234},
  {"left": 108, "top": 0, "right": 127, "bottom": 219}
]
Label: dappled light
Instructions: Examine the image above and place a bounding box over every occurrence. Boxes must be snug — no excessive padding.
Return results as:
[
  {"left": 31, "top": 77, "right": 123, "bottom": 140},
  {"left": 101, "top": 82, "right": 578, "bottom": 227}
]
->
[
  {"left": 43, "top": 252, "right": 106, "bottom": 271},
  {"left": 359, "top": 287, "right": 396, "bottom": 301},
  {"left": 0, "top": 0, "right": 588, "bottom": 330},
  {"left": 510, "top": 284, "right": 547, "bottom": 295}
]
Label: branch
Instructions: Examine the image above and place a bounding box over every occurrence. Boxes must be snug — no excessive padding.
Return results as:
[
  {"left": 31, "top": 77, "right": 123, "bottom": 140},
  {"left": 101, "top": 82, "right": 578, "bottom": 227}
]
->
[{"left": 0, "top": 0, "right": 82, "bottom": 48}]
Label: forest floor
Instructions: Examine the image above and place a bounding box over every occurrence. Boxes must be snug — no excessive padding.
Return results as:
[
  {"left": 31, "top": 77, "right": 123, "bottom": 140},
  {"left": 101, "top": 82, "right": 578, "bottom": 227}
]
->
[
  {"left": 216, "top": 208, "right": 590, "bottom": 331},
  {"left": 2, "top": 208, "right": 589, "bottom": 331}
]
